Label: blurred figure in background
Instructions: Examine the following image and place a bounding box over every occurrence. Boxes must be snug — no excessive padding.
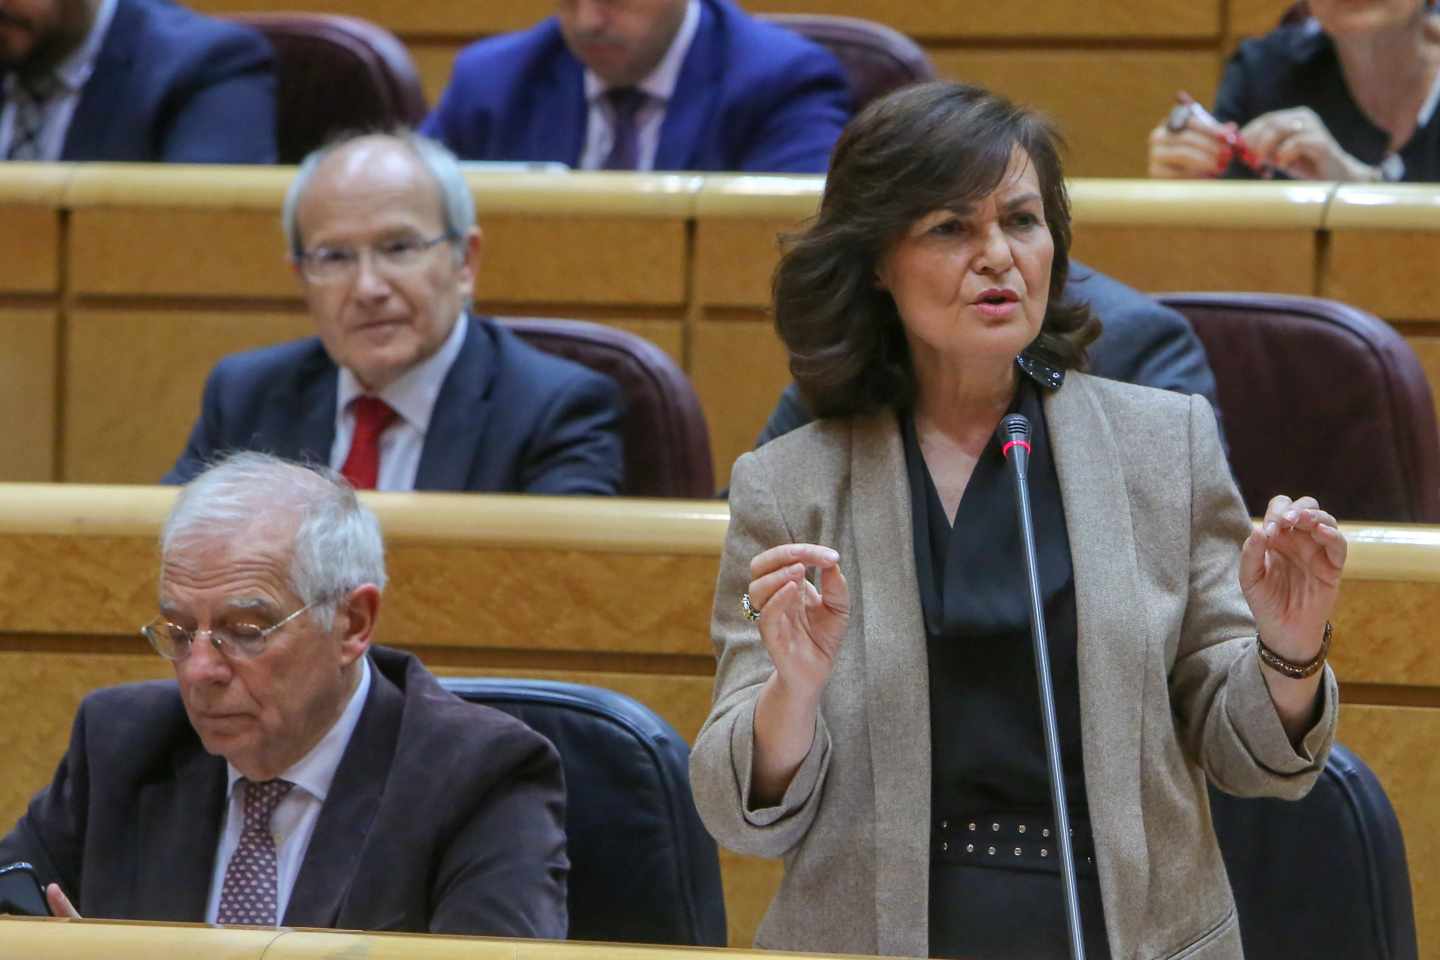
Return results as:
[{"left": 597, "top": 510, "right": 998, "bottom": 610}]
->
[
  {"left": 422, "top": 0, "right": 850, "bottom": 173},
  {"left": 1149, "top": 0, "right": 1440, "bottom": 182},
  {"left": 0, "top": 0, "right": 276, "bottom": 162}
]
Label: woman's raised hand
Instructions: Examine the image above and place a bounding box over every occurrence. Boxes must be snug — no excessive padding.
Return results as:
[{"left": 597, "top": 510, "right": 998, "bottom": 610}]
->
[
  {"left": 747, "top": 544, "right": 850, "bottom": 705},
  {"left": 1239, "top": 494, "right": 1346, "bottom": 656},
  {"left": 1147, "top": 114, "right": 1232, "bottom": 178}
]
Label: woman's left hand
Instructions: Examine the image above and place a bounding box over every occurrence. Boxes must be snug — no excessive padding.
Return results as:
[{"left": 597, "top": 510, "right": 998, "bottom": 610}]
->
[
  {"left": 1239, "top": 107, "right": 1377, "bottom": 181},
  {"left": 1239, "top": 494, "right": 1346, "bottom": 665}
]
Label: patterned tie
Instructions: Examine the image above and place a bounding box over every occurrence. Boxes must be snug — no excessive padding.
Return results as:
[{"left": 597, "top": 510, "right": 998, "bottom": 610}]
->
[
  {"left": 6, "top": 73, "right": 60, "bottom": 161},
  {"left": 602, "top": 87, "right": 648, "bottom": 170},
  {"left": 339, "top": 395, "right": 397, "bottom": 490},
  {"left": 216, "top": 778, "right": 294, "bottom": 926}
]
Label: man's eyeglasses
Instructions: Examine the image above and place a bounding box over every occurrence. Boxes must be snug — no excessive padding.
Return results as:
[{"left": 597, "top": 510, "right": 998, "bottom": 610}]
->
[
  {"left": 296, "top": 233, "right": 455, "bottom": 284},
  {"left": 141, "top": 600, "right": 321, "bottom": 661}
]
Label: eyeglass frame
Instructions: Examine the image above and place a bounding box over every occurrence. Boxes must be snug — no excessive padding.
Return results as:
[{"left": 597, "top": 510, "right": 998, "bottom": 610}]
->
[
  {"left": 294, "top": 232, "right": 458, "bottom": 285},
  {"left": 141, "top": 598, "right": 325, "bottom": 662}
]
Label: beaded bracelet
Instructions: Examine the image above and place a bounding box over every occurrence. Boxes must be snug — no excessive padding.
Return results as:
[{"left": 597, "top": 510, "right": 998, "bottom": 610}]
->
[{"left": 1256, "top": 621, "right": 1332, "bottom": 680}]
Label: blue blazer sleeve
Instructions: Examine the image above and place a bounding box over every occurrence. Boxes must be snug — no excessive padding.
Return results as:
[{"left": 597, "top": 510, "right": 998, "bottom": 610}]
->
[{"left": 518, "top": 364, "right": 625, "bottom": 495}]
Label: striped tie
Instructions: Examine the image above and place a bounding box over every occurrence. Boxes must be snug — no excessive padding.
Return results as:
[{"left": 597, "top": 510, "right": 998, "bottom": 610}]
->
[{"left": 7, "top": 73, "right": 60, "bottom": 161}]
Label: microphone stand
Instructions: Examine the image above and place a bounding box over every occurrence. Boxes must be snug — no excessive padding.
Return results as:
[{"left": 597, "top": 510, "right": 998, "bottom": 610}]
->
[{"left": 997, "top": 413, "right": 1086, "bottom": 960}]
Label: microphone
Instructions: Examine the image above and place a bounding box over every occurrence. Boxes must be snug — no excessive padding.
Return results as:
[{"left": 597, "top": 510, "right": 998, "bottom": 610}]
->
[{"left": 996, "top": 413, "right": 1087, "bottom": 960}]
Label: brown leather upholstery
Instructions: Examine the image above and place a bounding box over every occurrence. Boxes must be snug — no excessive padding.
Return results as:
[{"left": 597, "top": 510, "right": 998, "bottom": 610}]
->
[
  {"left": 758, "top": 14, "right": 935, "bottom": 110},
  {"left": 1158, "top": 293, "right": 1440, "bottom": 523},
  {"left": 501, "top": 318, "right": 714, "bottom": 498},
  {"left": 221, "top": 13, "right": 426, "bottom": 164}
]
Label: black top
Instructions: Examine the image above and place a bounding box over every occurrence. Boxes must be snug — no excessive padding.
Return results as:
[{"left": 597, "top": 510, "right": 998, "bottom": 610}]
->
[
  {"left": 900, "top": 364, "right": 1090, "bottom": 821},
  {"left": 1214, "top": 20, "right": 1440, "bottom": 182}
]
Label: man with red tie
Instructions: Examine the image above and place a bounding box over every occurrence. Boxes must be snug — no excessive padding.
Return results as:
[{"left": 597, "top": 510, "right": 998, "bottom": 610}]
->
[{"left": 164, "top": 131, "right": 624, "bottom": 494}]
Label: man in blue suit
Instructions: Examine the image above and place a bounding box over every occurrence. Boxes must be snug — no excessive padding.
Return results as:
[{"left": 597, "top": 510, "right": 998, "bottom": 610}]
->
[
  {"left": 0, "top": 0, "right": 276, "bottom": 162},
  {"left": 421, "top": 0, "right": 851, "bottom": 173},
  {"left": 165, "top": 131, "right": 624, "bottom": 494}
]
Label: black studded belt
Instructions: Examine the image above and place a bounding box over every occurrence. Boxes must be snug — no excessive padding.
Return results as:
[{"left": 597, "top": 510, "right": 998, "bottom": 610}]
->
[{"left": 933, "top": 812, "right": 1097, "bottom": 873}]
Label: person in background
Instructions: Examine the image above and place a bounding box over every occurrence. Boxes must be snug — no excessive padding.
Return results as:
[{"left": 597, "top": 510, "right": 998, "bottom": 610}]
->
[
  {"left": 165, "top": 130, "right": 624, "bottom": 494},
  {"left": 1148, "top": 0, "right": 1440, "bottom": 182},
  {"left": 0, "top": 452, "right": 568, "bottom": 935},
  {"left": 691, "top": 82, "right": 1344, "bottom": 960},
  {"left": 0, "top": 0, "right": 276, "bottom": 162},
  {"left": 421, "top": 0, "right": 851, "bottom": 173}
]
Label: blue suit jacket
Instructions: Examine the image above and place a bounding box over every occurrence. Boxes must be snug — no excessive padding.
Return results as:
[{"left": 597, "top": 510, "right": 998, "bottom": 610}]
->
[
  {"left": 164, "top": 315, "right": 625, "bottom": 494},
  {"left": 421, "top": 0, "right": 851, "bottom": 173},
  {"left": 58, "top": 0, "right": 276, "bottom": 163},
  {"left": 0, "top": 646, "right": 569, "bottom": 936}
]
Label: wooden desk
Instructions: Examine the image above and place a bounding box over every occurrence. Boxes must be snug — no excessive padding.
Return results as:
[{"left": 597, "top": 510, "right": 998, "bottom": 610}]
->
[{"left": 0, "top": 488, "right": 1435, "bottom": 948}]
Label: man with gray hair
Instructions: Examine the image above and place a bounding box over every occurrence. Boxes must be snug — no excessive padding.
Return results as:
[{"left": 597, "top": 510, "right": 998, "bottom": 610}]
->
[
  {"left": 164, "top": 130, "right": 624, "bottom": 494},
  {"left": 0, "top": 453, "right": 569, "bottom": 935}
]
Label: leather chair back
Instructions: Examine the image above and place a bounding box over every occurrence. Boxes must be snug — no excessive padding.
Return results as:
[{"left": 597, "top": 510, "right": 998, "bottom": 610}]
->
[
  {"left": 502, "top": 317, "right": 715, "bottom": 498},
  {"left": 1210, "top": 743, "right": 1417, "bottom": 960},
  {"left": 221, "top": 13, "right": 426, "bottom": 163},
  {"left": 1158, "top": 293, "right": 1440, "bottom": 522},
  {"left": 438, "top": 677, "right": 727, "bottom": 946},
  {"left": 758, "top": 14, "right": 935, "bottom": 110}
]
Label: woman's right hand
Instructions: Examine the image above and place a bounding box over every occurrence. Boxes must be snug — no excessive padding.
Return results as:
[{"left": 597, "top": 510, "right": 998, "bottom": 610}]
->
[
  {"left": 746, "top": 544, "right": 849, "bottom": 807},
  {"left": 748, "top": 543, "right": 850, "bottom": 705},
  {"left": 1147, "top": 114, "right": 1232, "bottom": 179}
]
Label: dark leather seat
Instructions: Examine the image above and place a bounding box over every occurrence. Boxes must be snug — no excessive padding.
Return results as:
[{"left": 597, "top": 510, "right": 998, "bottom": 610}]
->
[
  {"left": 220, "top": 13, "right": 426, "bottom": 163},
  {"left": 1210, "top": 742, "right": 1417, "bottom": 960},
  {"left": 438, "top": 677, "right": 727, "bottom": 946},
  {"left": 502, "top": 317, "right": 715, "bottom": 498},
  {"left": 758, "top": 14, "right": 935, "bottom": 110},
  {"left": 1158, "top": 293, "right": 1440, "bottom": 522}
]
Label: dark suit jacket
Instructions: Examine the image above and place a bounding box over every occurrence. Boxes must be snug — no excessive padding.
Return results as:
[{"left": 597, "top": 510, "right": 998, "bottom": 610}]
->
[
  {"left": 54, "top": 0, "right": 276, "bottom": 163},
  {"left": 755, "top": 261, "right": 1226, "bottom": 448},
  {"left": 420, "top": 0, "right": 851, "bottom": 173},
  {"left": 0, "top": 646, "right": 568, "bottom": 936},
  {"left": 164, "top": 315, "right": 625, "bottom": 494}
]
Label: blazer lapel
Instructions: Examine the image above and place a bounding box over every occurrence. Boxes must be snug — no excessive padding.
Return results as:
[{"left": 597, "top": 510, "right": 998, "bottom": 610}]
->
[
  {"left": 133, "top": 738, "right": 226, "bottom": 921},
  {"left": 414, "top": 315, "right": 494, "bottom": 490},
  {"left": 1046, "top": 375, "right": 1149, "bottom": 958},
  {"left": 654, "top": 3, "right": 719, "bottom": 171},
  {"left": 848, "top": 414, "right": 931, "bottom": 958},
  {"left": 283, "top": 656, "right": 403, "bottom": 928},
  {"left": 533, "top": 38, "right": 586, "bottom": 166},
  {"left": 61, "top": 0, "right": 135, "bottom": 160},
  {"left": 261, "top": 345, "right": 336, "bottom": 463}
]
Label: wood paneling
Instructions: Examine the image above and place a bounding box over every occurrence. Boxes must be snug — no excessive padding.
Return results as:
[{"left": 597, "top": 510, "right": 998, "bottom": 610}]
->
[
  {"left": 930, "top": 50, "right": 1221, "bottom": 179},
  {"left": 1324, "top": 230, "right": 1440, "bottom": 322},
  {"left": 63, "top": 310, "right": 312, "bottom": 484},
  {"left": 1, "top": 207, "right": 59, "bottom": 294},
  {"left": 694, "top": 218, "right": 801, "bottom": 309},
  {"left": 475, "top": 217, "right": 688, "bottom": 306},
  {"left": 1227, "top": 0, "right": 1294, "bottom": 39},
  {"left": 70, "top": 209, "right": 294, "bottom": 297},
  {"left": 690, "top": 318, "right": 793, "bottom": 489},
  {"left": 0, "top": 311, "right": 57, "bottom": 481},
  {"left": 1072, "top": 226, "right": 1318, "bottom": 294},
  {"left": 1401, "top": 334, "right": 1440, "bottom": 435}
]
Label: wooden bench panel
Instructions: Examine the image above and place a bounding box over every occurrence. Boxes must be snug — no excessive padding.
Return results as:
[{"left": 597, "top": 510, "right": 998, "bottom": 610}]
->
[
  {"left": 63, "top": 310, "right": 312, "bottom": 484},
  {"left": 0, "top": 310, "right": 57, "bottom": 482}
]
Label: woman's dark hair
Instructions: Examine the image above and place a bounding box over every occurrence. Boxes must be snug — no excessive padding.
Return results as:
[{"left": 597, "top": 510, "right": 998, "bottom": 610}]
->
[{"left": 774, "top": 81, "right": 1101, "bottom": 418}]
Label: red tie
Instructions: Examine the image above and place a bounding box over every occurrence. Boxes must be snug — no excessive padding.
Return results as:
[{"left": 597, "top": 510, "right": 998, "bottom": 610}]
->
[{"left": 340, "top": 396, "right": 397, "bottom": 490}]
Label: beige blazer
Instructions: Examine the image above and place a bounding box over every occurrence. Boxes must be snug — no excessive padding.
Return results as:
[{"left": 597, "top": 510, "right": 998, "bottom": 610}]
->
[{"left": 690, "top": 373, "right": 1337, "bottom": 960}]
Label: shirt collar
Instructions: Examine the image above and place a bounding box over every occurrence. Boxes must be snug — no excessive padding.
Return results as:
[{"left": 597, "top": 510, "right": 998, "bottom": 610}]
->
[
  {"left": 54, "top": 0, "right": 116, "bottom": 93},
  {"left": 1016, "top": 348, "right": 1065, "bottom": 391},
  {"left": 336, "top": 312, "right": 467, "bottom": 434},
  {"left": 225, "top": 654, "right": 372, "bottom": 803},
  {"left": 582, "top": 0, "right": 700, "bottom": 105}
]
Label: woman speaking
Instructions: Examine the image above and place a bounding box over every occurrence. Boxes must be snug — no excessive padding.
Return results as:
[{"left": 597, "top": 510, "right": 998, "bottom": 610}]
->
[{"left": 690, "top": 82, "right": 1344, "bottom": 960}]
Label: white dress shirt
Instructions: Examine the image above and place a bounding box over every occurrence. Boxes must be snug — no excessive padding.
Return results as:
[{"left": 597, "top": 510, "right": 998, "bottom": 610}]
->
[
  {"left": 329, "top": 313, "right": 468, "bottom": 491},
  {"left": 0, "top": 0, "right": 117, "bottom": 161},
  {"left": 205, "top": 656, "right": 372, "bottom": 925},
  {"left": 578, "top": 0, "right": 701, "bottom": 171}
]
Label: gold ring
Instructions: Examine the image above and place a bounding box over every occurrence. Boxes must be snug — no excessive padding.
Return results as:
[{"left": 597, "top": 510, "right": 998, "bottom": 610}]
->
[{"left": 741, "top": 592, "right": 761, "bottom": 622}]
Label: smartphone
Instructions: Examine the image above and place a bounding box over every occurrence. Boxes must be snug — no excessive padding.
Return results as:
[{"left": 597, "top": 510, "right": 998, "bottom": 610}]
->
[{"left": 0, "top": 862, "right": 51, "bottom": 916}]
